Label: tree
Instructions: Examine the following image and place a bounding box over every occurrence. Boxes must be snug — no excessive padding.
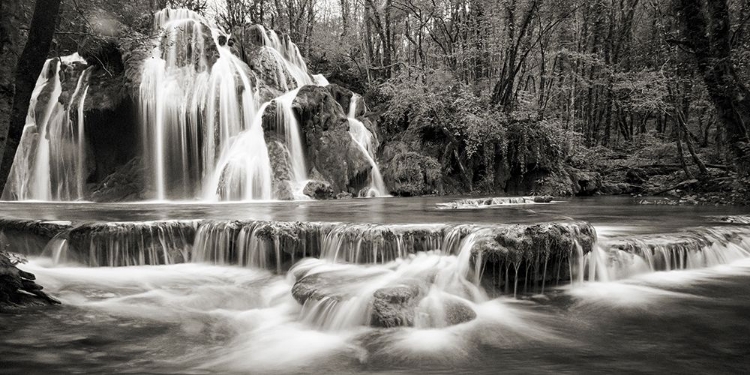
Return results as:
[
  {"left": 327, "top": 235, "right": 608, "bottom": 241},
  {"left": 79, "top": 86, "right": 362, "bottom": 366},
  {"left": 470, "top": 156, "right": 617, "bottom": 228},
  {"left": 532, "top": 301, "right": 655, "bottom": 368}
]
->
[
  {"left": 678, "top": 0, "right": 750, "bottom": 175},
  {"left": 0, "top": 0, "right": 63, "bottom": 190},
  {"left": 0, "top": 0, "right": 23, "bottom": 175}
]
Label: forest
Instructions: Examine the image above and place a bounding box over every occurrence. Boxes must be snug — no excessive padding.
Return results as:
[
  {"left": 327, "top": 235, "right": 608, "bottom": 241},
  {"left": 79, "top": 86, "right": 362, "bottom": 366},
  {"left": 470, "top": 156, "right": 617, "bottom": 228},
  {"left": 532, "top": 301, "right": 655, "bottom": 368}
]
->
[{"left": 0, "top": 0, "right": 749, "bottom": 203}]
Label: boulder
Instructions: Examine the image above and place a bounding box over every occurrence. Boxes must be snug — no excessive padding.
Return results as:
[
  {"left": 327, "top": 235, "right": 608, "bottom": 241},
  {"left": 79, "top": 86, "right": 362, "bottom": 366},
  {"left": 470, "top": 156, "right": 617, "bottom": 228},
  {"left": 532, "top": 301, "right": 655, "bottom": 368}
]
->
[
  {"left": 90, "top": 157, "right": 146, "bottom": 202},
  {"left": 469, "top": 221, "right": 598, "bottom": 290},
  {"left": 569, "top": 168, "right": 602, "bottom": 196},
  {"left": 370, "top": 283, "right": 422, "bottom": 328},
  {"left": 266, "top": 141, "right": 295, "bottom": 200},
  {"left": 0, "top": 252, "right": 60, "bottom": 309},
  {"left": 336, "top": 192, "right": 353, "bottom": 200},
  {"left": 442, "top": 297, "right": 477, "bottom": 326},
  {"left": 325, "top": 84, "right": 365, "bottom": 117},
  {"left": 246, "top": 47, "right": 299, "bottom": 92},
  {"left": 262, "top": 85, "right": 373, "bottom": 194},
  {"left": 303, "top": 180, "right": 334, "bottom": 200},
  {"left": 532, "top": 195, "right": 554, "bottom": 203},
  {"left": 291, "top": 274, "right": 338, "bottom": 305},
  {"left": 325, "top": 84, "right": 354, "bottom": 114}
]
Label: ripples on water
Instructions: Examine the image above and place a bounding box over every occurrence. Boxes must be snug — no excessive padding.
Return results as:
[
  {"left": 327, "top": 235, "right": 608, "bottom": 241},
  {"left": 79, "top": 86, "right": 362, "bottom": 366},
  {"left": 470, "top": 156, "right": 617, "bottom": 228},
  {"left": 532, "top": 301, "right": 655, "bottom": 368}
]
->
[{"left": 2, "top": 197, "right": 750, "bottom": 374}]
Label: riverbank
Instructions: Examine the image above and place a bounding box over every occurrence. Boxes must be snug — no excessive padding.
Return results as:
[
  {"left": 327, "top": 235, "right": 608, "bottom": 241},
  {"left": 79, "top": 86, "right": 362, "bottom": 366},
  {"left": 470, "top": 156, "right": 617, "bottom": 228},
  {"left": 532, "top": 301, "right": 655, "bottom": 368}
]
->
[
  {"left": 0, "top": 251, "right": 59, "bottom": 310},
  {"left": 566, "top": 139, "right": 750, "bottom": 206}
]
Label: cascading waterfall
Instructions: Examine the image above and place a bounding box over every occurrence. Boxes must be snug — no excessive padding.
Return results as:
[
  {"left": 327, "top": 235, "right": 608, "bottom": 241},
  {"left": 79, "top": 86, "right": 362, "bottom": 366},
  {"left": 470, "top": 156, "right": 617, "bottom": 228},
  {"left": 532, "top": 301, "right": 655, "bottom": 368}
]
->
[
  {"left": 347, "top": 94, "right": 387, "bottom": 197},
  {"left": 252, "top": 25, "right": 314, "bottom": 89},
  {"left": 4, "top": 213, "right": 750, "bottom": 337},
  {"left": 583, "top": 227, "right": 750, "bottom": 281},
  {"left": 274, "top": 88, "right": 308, "bottom": 191},
  {"left": 3, "top": 8, "right": 386, "bottom": 202},
  {"left": 2, "top": 55, "right": 91, "bottom": 201},
  {"left": 205, "top": 103, "right": 273, "bottom": 201},
  {"left": 140, "top": 9, "right": 269, "bottom": 200}
]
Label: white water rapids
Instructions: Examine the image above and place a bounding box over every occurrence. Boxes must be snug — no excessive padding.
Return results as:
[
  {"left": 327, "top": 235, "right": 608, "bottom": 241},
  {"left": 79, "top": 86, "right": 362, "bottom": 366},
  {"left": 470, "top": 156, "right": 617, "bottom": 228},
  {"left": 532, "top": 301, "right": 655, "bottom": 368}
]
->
[{"left": 2, "top": 198, "right": 750, "bottom": 373}]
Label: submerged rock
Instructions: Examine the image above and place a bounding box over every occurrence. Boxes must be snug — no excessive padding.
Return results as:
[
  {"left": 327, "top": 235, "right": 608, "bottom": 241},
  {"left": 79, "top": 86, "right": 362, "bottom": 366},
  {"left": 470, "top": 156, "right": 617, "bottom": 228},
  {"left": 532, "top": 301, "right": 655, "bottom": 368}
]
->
[
  {"left": 441, "top": 297, "right": 477, "bottom": 326},
  {"left": 371, "top": 283, "right": 422, "bottom": 328},
  {"left": 303, "top": 180, "right": 335, "bottom": 199},
  {"left": 533, "top": 195, "right": 554, "bottom": 203},
  {"left": 336, "top": 192, "right": 354, "bottom": 200}
]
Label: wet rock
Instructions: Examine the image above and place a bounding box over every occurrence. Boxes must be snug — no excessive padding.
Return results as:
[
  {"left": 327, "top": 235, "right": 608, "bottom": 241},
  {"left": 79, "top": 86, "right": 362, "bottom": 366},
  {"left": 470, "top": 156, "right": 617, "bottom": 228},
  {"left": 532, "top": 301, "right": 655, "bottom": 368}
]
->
[
  {"left": 303, "top": 180, "right": 335, "bottom": 199},
  {"left": 0, "top": 220, "right": 73, "bottom": 256},
  {"left": 274, "top": 180, "right": 295, "bottom": 201},
  {"left": 442, "top": 297, "right": 476, "bottom": 326},
  {"left": 267, "top": 141, "right": 295, "bottom": 200},
  {"left": 246, "top": 47, "right": 300, "bottom": 92},
  {"left": 532, "top": 196, "right": 554, "bottom": 203},
  {"left": 232, "top": 24, "right": 308, "bottom": 92},
  {"left": 325, "top": 84, "right": 354, "bottom": 113},
  {"left": 66, "top": 221, "right": 198, "bottom": 266},
  {"left": 0, "top": 252, "right": 60, "bottom": 309},
  {"left": 604, "top": 226, "right": 750, "bottom": 271},
  {"left": 336, "top": 192, "right": 353, "bottom": 200},
  {"left": 268, "top": 85, "right": 372, "bottom": 194},
  {"left": 292, "top": 274, "right": 336, "bottom": 304},
  {"left": 569, "top": 169, "right": 602, "bottom": 196},
  {"left": 325, "top": 84, "right": 366, "bottom": 117},
  {"left": 370, "top": 283, "right": 422, "bottom": 328},
  {"left": 470, "top": 221, "right": 597, "bottom": 291},
  {"left": 90, "top": 157, "right": 146, "bottom": 202}
]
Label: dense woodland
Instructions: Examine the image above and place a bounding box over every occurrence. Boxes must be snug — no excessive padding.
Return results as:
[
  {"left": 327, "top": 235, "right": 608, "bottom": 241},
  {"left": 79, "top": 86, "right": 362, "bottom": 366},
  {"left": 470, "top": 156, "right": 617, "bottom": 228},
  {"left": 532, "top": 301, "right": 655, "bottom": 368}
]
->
[{"left": 0, "top": 0, "right": 749, "bottom": 201}]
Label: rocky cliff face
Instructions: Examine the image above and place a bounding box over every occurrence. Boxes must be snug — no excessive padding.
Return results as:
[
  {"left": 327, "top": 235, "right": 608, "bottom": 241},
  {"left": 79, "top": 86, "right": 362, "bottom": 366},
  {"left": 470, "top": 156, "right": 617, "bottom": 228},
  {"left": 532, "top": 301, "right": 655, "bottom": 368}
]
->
[{"left": 261, "top": 85, "right": 373, "bottom": 196}]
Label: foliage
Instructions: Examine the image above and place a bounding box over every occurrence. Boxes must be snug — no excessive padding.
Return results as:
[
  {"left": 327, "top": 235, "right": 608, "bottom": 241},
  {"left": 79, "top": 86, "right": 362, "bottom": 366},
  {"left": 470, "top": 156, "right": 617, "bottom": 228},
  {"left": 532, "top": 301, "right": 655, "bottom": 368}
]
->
[{"left": 379, "top": 69, "right": 505, "bottom": 157}]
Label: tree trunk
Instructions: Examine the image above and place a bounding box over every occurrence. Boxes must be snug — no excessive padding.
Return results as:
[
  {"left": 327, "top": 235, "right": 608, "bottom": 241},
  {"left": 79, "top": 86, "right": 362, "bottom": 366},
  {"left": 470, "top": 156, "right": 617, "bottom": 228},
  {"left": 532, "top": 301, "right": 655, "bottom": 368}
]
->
[
  {"left": 0, "top": 0, "right": 22, "bottom": 174},
  {"left": 679, "top": 0, "right": 750, "bottom": 175},
  {"left": 676, "top": 128, "right": 694, "bottom": 179},
  {"left": 340, "top": 0, "right": 350, "bottom": 36},
  {"left": 0, "top": 0, "right": 63, "bottom": 191}
]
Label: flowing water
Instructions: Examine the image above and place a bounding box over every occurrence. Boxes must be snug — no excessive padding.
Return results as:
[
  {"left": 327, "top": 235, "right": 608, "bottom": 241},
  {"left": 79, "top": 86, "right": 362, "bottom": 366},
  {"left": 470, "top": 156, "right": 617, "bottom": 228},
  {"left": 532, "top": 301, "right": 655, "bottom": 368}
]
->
[
  {"left": 347, "top": 95, "right": 387, "bottom": 197},
  {"left": 3, "top": 8, "right": 369, "bottom": 203},
  {"left": 3, "top": 55, "right": 91, "bottom": 201},
  {"left": 1, "top": 197, "right": 750, "bottom": 374}
]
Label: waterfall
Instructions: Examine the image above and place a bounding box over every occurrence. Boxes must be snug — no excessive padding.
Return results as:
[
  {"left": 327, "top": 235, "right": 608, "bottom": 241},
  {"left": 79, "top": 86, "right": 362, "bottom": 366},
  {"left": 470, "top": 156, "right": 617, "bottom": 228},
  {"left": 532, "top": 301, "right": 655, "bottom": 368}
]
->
[
  {"left": 140, "top": 9, "right": 267, "bottom": 200},
  {"left": 2, "top": 56, "right": 91, "bottom": 201},
  {"left": 274, "top": 88, "right": 308, "bottom": 190},
  {"left": 3, "top": 7, "right": 387, "bottom": 202},
  {"left": 138, "top": 10, "right": 321, "bottom": 201},
  {"left": 206, "top": 103, "right": 273, "bottom": 201},
  {"left": 582, "top": 227, "right": 750, "bottom": 282},
  {"left": 347, "top": 95, "right": 387, "bottom": 197},
  {"left": 293, "top": 231, "right": 486, "bottom": 330},
  {"left": 253, "top": 25, "right": 313, "bottom": 89}
]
